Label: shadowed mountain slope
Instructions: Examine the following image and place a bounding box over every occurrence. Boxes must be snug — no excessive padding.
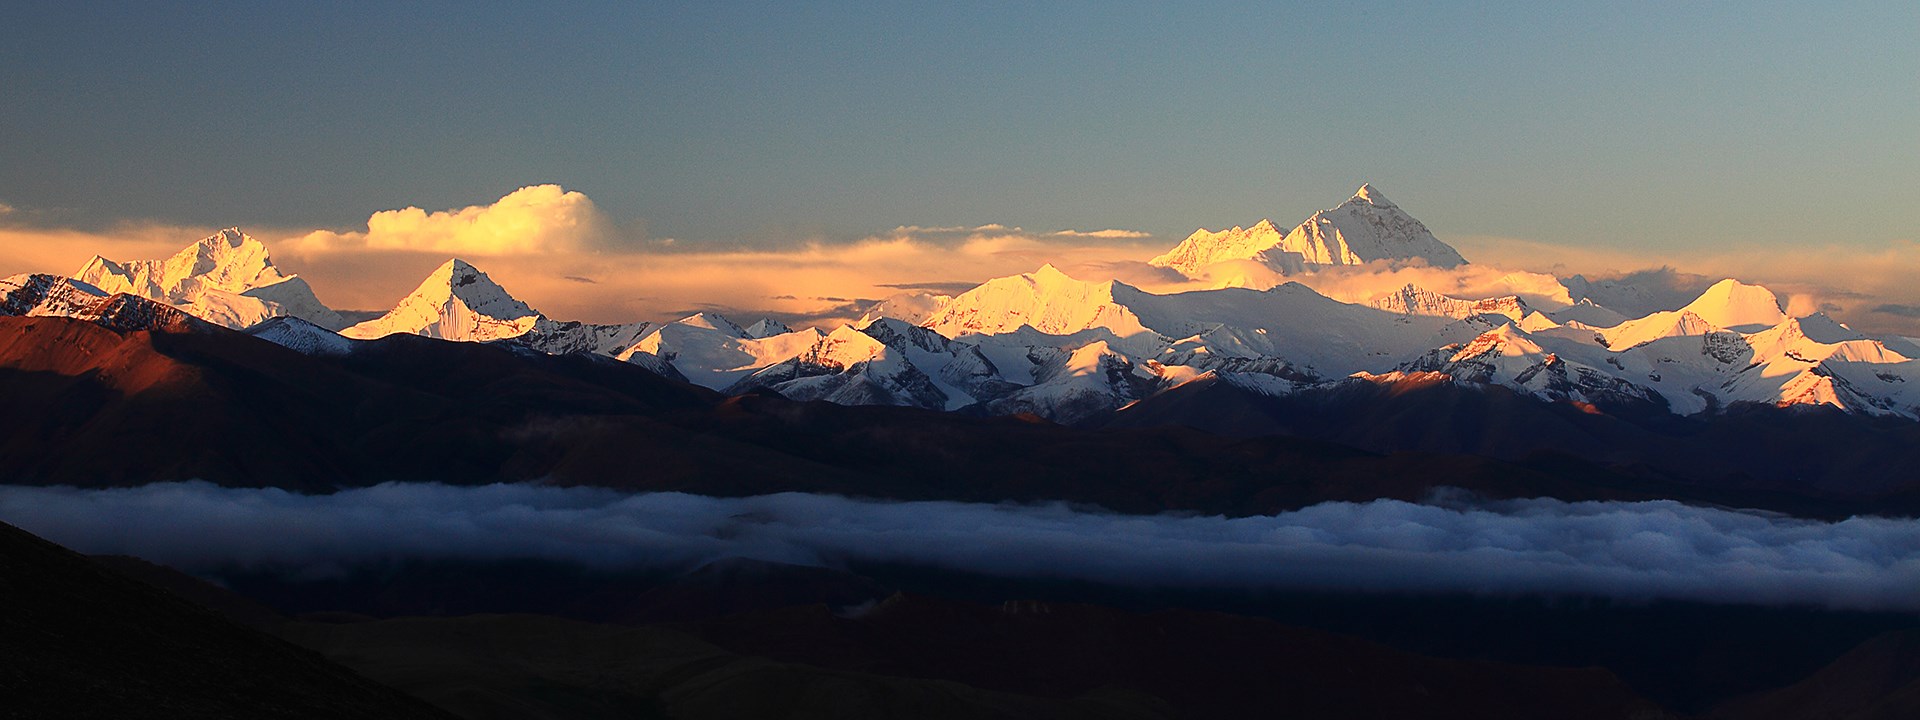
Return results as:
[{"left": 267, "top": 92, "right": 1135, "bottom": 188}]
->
[{"left": 0, "top": 519, "right": 452, "bottom": 719}]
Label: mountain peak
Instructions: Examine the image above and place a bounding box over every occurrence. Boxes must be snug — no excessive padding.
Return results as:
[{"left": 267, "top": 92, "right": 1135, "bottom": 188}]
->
[
  {"left": 205, "top": 227, "right": 249, "bottom": 249},
  {"left": 418, "top": 258, "right": 511, "bottom": 299},
  {"left": 434, "top": 258, "right": 489, "bottom": 289},
  {"left": 1149, "top": 185, "right": 1464, "bottom": 277},
  {"left": 743, "top": 318, "right": 793, "bottom": 339},
  {"left": 1680, "top": 279, "right": 1785, "bottom": 331},
  {"left": 923, "top": 265, "right": 1151, "bottom": 340},
  {"left": 340, "top": 259, "right": 543, "bottom": 341},
  {"left": 1350, "top": 183, "right": 1392, "bottom": 206},
  {"left": 71, "top": 229, "right": 344, "bottom": 330},
  {"left": 675, "top": 312, "right": 748, "bottom": 338}
]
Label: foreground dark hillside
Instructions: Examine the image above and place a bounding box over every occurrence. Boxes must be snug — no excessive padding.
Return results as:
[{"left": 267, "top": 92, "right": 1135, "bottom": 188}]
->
[
  {"left": 0, "top": 519, "right": 452, "bottom": 719},
  {"left": 2, "top": 316, "right": 1915, "bottom": 519}
]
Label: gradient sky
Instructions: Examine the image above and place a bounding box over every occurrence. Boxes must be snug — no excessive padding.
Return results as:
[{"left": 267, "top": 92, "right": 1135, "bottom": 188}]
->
[{"left": 3, "top": 1, "right": 1914, "bottom": 252}]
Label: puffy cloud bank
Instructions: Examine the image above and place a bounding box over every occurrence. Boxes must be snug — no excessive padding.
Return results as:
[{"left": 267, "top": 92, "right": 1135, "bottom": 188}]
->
[
  {"left": 3, "top": 483, "right": 1918, "bottom": 610},
  {"left": 292, "top": 184, "right": 611, "bottom": 256}
]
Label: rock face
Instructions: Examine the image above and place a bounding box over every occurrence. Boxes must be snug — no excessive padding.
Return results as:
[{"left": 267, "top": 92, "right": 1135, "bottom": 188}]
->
[
  {"left": 1373, "top": 283, "right": 1531, "bottom": 322},
  {"left": 1, "top": 272, "right": 211, "bottom": 333},
  {"left": 74, "top": 228, "right": 345, "bottom": 330},
  {"left": 1150, "top": 184, "right": 1467, "bottom": 277}
]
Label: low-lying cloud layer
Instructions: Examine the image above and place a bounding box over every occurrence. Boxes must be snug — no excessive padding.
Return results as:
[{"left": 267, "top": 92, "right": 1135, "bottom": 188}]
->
[{"left": 4, "top": 483, "right": 1917, "bottom": 611}]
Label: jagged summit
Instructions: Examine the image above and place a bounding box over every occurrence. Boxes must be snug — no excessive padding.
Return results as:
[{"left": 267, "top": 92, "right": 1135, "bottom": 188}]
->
[
  {"left": 1373, "top": 283, "right": 1530, "bottom": 322},
  {"left": 743, "top": 318, "right": 793, "bottom": 339},
  {"left": 73, "top": 228, "right": 344, "bottom": 330},
  {"left": 0, "top": 272, "right": 210, "bottom": 333},
  {"left": 1, "top": 273, "right": 107, "bottom": 317},
  {"left": 341, "top": 258, "right": 543, "bottom": 342},
  {"left": 1149, "top": 184, "right": 1467, "bottom": 278}
]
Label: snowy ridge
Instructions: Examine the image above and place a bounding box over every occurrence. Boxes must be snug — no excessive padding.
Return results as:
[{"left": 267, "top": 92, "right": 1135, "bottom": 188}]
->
[
  {"left": 1372, "top": 284, "right": 1531, "bottom": 322},
  {"left": 343, "top": 259, "right": 544, "bottom": 342},
  {"left": 75, "top": 229, "right": 345, "bottom": 330},
  {"left": 921, "top": 264, "right": 1156, "bottom": 344},
  {"left": 1150, "top": 184, "right": 1468, "bottom": 278},
  {"left": 6, "top": 189, "right": 1917, "bottom": 424},
  {"left": 1, "top": 272, "right": 213, "bottom": 333},
  {"left": 1, "top": 274, "right": 108, "bottom": 317},
  {"left": 246, "top": 316, "right": 357, "bottom": 356}
]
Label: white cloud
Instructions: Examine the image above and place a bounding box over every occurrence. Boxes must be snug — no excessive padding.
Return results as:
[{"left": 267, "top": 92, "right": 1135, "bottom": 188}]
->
[
  {"left": 291, "top": 184, "right": 611, "bottom": 256},
  {"left": 4, "top": 482, "right": 1919, "bottom": 611},
  {"left": 1050, "top": 228, "right": 1153, "bottom": 239}
]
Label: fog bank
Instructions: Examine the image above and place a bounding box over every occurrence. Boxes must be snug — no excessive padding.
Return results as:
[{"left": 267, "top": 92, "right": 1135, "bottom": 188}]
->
[{"left": 3, "top": 482, "right": 1916, "bottom": 610}]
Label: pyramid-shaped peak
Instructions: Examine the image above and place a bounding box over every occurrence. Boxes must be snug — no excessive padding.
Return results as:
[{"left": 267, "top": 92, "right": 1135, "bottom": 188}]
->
[
  {"left": 675, "top": 312, "right": 748, "bottom": 337},
  {"left": 1349, "top": 183, "right": 1393, "bottom": 206},
  {"left": 743, "top": 318, "right": 793, "bottom": 338},
  {"left": 427, "top": 258, "right": 501, "bottom": 292},
  {"left": 1033, "top": 263, "right": 1069, "bottom": 278},
  {"left": 1149, "top": 185, "right": 1463, "bottom": 277},
  {"left": 340, "top": 258, "right": 541, "bottom": 341},
  {"left": 439, "top": 258, "right": 479, "bottom": 274},
  {"left": 1027, "top": 263, "right": 1094, "bottom": 287}
]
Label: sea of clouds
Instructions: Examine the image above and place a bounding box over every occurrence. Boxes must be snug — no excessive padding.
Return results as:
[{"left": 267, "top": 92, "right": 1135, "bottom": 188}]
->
[{"left": 3, "top": 482, "right": 1917, "bottom": 610}]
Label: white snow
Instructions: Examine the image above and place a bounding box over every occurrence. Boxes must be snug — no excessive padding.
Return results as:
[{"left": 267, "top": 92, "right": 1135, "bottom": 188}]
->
[
  {"left": 73, "top": 228, "right": 345, "bottom": 330},
  {"left": 1678, "top": 279, "right": 1787, "bottom": 331},
  {"left": 341, "top": 259, "right": 545, "bottom": 342},
  {"left": 1149, "top": 184, "right": 1468, "bottom": 278}
]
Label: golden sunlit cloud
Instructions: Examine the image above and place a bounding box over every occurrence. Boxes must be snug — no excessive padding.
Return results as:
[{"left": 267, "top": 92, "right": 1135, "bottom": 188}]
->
[
  {"left": 278, "top": 226, "right": 1168, "bottom": 327},
  {"left": 291, "top": 184, "right": 611, "bottom": 256}
]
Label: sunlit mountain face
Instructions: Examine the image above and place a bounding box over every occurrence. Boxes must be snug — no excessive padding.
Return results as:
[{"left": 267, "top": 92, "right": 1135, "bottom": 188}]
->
[{"left": 4, "top": 181, "right": 1920, "bottom": 719}]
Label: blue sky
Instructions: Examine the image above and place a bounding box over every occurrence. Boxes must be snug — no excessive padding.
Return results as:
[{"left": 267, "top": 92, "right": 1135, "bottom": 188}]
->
[{"left": 3, "top": 1, "right": 1913, "bottom": 253}]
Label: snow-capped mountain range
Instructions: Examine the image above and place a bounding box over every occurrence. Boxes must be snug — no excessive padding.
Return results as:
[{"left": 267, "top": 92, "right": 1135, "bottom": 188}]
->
[
  {"left": 8, "top": 186, "right": 1919, "bottom": 423},
  {"left": 76, "top": 228, "right": 344, "bottom": 330},
  {"left": 1149, "top": 184, "right": 1468, "bottom": 278}
]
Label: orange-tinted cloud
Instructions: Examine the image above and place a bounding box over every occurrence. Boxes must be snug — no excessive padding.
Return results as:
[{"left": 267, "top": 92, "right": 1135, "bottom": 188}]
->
[
  {"left": 270, "top": 224, "right": 1165, "bottom": 326},
  {"left": 291, "top": 184, "right": 610, "bottom": 256}
]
